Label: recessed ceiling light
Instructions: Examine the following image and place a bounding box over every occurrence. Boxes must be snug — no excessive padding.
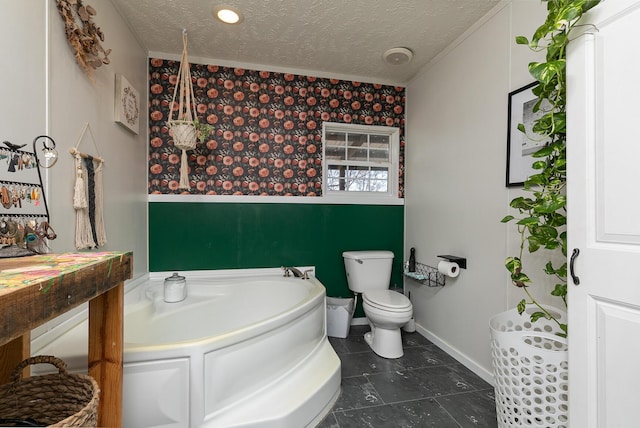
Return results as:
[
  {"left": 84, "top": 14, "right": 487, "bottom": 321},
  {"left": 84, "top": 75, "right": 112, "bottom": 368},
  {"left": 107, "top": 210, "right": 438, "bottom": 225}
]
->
[
  {"left": 382, "top": 47, "right": 413, "bottom": 65},
  {"left": 214, "top": 5, "right": 243, "bottom": 24}
]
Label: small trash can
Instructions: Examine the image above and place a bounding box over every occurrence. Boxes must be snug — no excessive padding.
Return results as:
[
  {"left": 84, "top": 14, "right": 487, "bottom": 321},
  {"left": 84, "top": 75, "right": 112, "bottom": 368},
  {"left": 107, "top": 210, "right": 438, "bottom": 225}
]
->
[{"left": 326, "top": 296, "right": 355, "bottom": 338}]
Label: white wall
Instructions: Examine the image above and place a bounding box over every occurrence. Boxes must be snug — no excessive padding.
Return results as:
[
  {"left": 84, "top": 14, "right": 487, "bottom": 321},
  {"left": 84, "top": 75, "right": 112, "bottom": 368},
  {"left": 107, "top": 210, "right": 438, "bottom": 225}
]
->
[
  {"left": 0, "top": 1, "right": 46, "bottom": 142},
  {"left": 1, "top": 1, "right": 147, "bottom": 279},
  {"left": 405, "top": 0, "right": 548, "bottom": 381},
  {"left": 46, "top": 0, "right": 148, "bottom": 278}
]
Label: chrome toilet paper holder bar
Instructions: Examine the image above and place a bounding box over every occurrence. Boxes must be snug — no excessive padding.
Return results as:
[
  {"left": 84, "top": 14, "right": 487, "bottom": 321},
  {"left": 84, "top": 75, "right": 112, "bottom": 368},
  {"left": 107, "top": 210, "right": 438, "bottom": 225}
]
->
[{"left": 437, "top": 255, "right": 467, "bottom": 269}]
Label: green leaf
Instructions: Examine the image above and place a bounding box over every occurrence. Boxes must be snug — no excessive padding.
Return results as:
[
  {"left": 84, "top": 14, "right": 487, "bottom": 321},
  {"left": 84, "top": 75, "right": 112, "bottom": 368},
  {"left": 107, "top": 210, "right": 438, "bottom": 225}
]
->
[
  {"left": 556, "top": 262, "right": 568, "bottom": 278},
  {"left": 517, "top": 299, "right": 527, "bottom": 315},
  {"left": 533, "top": 225, "right": 558, "bottom": 240},
  {"left": 557, "top": 5, "right": 581, "bottom": 24},
  {"left": 532, "top": 145, "right": 554, "bottom": 157},
  {"left": 517, "top": 217, "right": 539, "bottom": 226},
  {"left": 532, "top": 160, "right": 547, "bottom": 170},
  {"left": 501, "top": 215, "right": 515, "bottom": 223},
  {"left": 527, "top": 236, "right": 541, "bottom": 253},
  {"left": 525, "top": 173, "right": 546, "bottom": 186},
  {"left": 530, "top": 311, "right": 547, "bottom": 322},
  {"left": 511, "top": 272, "right": 531, "bottom": 287},
  {"left": 510, "top": 197, "right": 534, "bottom": 211},
  {"left": 547, "top": 216, "right": 567, "bottom": 229},
  {"left": 505, "top": 257, "right": 521, "bottom": 274},
  {"left": 551, "top": 283, "right": 567, "bottom": 297},
  {"left": 534, "top": 195, "right": 566, "bottom": 213},
  {"left": 560, "top": 323, "right": 568, "bottom": 335},
  {"left": 515, "top": 35, "right": 529, "bottom": 45},
  {"left": 544, "top": 240, "right": 561, "bottom": 250},
  {"left": 529, "top": 60, "right": 566, "bottom": 85},
  {"left": 544, "top": 261, "right": 556, "bottom": 275}
]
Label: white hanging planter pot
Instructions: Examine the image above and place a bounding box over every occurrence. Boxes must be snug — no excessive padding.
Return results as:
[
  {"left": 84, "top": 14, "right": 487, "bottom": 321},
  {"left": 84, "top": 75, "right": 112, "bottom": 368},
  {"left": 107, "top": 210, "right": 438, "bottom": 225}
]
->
[
  {"left": 169, "top": 120, "right": 198, "bottom": 151},
  {"left": 489, "top": 305, "right": 568, "bottom": 428}
]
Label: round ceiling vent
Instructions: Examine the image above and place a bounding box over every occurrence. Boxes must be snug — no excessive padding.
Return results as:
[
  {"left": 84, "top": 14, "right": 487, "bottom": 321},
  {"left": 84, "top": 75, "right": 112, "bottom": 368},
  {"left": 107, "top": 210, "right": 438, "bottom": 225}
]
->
[{"left": 382, "top": 47, "right": 413, "bottom": 65}]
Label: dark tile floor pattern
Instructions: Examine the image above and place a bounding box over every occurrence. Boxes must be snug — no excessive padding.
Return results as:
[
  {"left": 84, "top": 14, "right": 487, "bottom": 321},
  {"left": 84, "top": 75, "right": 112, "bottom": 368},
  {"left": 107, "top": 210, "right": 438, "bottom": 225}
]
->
[{"left": 317, "top": 325, "right": 498, "bottom": 428}]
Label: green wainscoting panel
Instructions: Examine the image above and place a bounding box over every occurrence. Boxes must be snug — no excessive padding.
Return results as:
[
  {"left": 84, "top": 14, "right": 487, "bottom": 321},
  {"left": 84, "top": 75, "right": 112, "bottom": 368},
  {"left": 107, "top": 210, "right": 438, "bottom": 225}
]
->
[{"left": 149, "top": 202, "right": 404, "bottom": 305}]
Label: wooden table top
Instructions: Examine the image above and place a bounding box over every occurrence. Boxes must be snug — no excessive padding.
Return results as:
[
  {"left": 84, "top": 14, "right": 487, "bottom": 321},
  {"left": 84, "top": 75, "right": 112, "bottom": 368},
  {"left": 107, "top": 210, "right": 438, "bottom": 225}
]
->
[{"left": 0, "top": 251, "right": 133, "bottom": 345}]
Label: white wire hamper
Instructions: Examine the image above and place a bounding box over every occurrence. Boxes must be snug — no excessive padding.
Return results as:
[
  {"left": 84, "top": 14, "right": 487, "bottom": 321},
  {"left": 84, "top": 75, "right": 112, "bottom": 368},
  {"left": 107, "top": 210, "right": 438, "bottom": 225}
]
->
[{"left": 489, "top": 305, "right": 568, "bottom": 428}]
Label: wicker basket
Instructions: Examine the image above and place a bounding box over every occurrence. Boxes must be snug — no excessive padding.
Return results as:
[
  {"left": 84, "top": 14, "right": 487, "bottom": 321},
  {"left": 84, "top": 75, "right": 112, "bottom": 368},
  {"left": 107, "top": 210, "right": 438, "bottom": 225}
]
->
[{"left": 0, "top": 355, "right": 99, "bottom": 427}]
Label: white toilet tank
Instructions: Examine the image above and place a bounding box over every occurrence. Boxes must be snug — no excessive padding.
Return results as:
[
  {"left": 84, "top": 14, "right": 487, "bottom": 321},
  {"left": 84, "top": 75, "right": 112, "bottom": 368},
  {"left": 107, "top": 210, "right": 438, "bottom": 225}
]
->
[{"left": 342, "top": 250, "right": 394, "bottom": 293}]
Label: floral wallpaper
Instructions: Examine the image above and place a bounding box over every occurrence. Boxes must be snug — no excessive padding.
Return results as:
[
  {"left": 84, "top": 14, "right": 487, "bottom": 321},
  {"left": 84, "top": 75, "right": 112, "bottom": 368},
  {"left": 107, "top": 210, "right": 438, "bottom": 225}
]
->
[{"left": 148, "top": 58, "right": 405, "bottom": 196}]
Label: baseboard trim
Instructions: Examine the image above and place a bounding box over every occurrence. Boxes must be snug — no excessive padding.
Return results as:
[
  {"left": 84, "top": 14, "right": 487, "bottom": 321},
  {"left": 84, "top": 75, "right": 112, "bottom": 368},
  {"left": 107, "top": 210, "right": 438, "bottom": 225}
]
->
[
  {"left": 351, "top": 317, "right": 369, "bottom": 326},
  {"left": 351, "top": 317, "right": 494, "bottom": 386},
  {"left": 415, "top": 323, "right": 495, "bottom": 386}
]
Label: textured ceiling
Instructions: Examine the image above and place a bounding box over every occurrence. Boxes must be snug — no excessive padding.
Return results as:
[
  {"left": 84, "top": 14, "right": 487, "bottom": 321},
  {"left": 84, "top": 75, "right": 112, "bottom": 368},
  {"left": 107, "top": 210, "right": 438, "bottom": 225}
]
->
[{"left": 110, "top": 0, "right": 500, "bottom": 85}]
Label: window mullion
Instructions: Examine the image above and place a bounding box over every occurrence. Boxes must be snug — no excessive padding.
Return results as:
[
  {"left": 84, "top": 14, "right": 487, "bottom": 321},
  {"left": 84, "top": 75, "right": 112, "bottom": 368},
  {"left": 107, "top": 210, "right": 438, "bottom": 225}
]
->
[{"left": 323, "top": 122, "right": 398, "bottom": 197}]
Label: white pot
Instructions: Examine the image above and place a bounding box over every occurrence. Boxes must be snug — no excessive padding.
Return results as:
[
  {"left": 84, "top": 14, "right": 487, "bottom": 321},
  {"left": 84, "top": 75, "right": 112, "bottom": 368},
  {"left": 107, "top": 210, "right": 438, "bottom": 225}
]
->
[{"left": 169, "top": 121, "right": 198, "bottom": 151}]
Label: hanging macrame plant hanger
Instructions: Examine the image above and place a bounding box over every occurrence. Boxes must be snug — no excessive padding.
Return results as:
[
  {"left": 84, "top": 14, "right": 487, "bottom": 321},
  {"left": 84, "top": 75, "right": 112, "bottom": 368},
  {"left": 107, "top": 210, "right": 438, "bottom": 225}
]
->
[{"left": 167, "top": 29, "right": 198, "bottom": 190}]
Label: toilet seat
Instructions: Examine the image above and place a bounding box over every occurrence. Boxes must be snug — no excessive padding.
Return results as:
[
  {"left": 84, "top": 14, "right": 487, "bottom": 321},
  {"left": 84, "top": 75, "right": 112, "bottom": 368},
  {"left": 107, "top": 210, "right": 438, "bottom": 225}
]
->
[{"left": 363, "top": 290, "right": 412, "bottom": 312}]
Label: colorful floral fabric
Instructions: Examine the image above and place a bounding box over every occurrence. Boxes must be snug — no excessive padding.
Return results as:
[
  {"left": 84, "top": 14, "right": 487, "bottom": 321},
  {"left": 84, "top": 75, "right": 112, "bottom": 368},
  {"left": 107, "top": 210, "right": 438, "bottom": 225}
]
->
[
  {"left": 149, "top": 59, "right": 405, "bottom": 196},
  {"left": 0, "top": 252, "right": 128, "bottom": 289}
]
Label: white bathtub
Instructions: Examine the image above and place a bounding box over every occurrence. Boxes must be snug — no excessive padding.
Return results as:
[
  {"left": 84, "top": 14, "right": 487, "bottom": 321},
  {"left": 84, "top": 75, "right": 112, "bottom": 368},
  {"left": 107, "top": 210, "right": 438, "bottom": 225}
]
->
[{"left": 33, "top": 268, "right": 341, "bottom": 428}]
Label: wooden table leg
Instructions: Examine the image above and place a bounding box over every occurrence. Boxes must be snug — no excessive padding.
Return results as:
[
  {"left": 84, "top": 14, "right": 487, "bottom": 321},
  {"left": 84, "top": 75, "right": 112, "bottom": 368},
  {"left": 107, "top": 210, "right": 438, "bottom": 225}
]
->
[
  {"left": 0, "top": 333, "right": 29, "bottom": 384},
  {"left": 88, "top": 281, "right": 123, "bottom": 427}
]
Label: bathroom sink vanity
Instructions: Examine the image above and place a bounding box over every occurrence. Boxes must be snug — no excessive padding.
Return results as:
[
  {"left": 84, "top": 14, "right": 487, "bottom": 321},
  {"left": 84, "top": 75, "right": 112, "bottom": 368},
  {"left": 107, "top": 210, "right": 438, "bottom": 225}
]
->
[{"left": 0, "top": 251, "right": 132, "bottom": 427}]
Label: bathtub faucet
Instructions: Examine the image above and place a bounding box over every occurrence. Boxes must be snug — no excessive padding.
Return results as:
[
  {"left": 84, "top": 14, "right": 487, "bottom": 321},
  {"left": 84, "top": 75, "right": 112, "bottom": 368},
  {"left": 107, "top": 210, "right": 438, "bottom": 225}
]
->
[{"left": 282, "top": 266, "right": 311, "bottom": 279}]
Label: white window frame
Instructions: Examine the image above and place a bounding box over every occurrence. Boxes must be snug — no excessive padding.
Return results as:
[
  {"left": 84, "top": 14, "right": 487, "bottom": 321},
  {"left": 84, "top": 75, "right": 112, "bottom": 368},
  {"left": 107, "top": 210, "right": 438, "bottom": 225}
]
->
[{"left": 322, "top": 122, "right": 400, "bottom": 202}]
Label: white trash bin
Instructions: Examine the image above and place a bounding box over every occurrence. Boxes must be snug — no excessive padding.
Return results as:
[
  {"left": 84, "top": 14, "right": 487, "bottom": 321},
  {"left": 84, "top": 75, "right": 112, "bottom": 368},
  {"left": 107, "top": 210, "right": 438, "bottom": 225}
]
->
[{"left": 326, "top": 297, "right": 354, "bottom": 338}]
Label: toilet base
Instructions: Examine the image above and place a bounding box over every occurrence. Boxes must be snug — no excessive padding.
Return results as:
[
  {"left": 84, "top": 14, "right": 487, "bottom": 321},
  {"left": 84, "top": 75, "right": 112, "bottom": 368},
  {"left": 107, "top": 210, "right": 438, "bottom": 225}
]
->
[{"left": 364, "top": 327, "right": 404, "bottom": 359}]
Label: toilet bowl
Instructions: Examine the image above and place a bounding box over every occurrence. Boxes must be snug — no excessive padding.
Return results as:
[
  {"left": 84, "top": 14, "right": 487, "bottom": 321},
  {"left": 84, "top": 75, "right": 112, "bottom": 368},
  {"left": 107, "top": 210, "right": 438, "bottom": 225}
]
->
[
  {"left": 342, "top": 250, "right": 414, "bottom": 359},
  {"left": 362, "top": 290, "right": 413, "bottom": 358}
]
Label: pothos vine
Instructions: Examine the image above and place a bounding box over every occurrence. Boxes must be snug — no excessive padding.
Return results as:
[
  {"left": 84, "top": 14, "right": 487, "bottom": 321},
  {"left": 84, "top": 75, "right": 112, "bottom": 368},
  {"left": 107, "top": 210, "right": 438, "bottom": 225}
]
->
[{"left": 501, "top": 0, "right": 601, "bottom": 338}]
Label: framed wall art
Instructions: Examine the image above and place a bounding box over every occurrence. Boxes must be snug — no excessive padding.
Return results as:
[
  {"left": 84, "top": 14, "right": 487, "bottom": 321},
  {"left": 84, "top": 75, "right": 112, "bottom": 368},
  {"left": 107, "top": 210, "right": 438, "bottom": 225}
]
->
[
  {"left": 114, "top": 74, "right": 140, "bottom": 134},
  {"left": 505, "top": 82, "right": 550, "bottom": 187}
]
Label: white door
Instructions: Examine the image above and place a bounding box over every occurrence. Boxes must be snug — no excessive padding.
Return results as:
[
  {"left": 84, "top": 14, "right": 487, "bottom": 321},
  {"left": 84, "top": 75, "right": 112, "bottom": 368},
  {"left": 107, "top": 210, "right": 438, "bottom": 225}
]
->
[{"left": 567, "top": 1, "right": 640, "bottom": 427}]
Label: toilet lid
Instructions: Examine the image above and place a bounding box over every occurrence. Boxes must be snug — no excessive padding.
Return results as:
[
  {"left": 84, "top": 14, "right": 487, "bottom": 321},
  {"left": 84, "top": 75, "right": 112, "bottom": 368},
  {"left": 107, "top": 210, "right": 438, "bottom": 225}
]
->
[{"left": 363, "top": 290, "right": 411, "bottom": 311}]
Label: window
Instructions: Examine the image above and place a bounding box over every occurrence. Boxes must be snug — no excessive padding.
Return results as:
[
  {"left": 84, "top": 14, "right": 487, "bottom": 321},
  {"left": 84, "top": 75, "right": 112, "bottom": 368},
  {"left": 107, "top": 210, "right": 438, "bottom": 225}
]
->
[{"left": 323, "top": 122, "right": 399, "bottom": 199}]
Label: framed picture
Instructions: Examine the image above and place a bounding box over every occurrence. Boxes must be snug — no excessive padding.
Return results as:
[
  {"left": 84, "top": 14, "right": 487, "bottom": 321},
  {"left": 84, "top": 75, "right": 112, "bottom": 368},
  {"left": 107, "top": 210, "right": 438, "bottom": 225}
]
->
[
  {"left": 506, "top": 82, "right": 550, "bottom": 187},
  {"left": 114, "top": 74, "right": 140, "bottom": 134}
]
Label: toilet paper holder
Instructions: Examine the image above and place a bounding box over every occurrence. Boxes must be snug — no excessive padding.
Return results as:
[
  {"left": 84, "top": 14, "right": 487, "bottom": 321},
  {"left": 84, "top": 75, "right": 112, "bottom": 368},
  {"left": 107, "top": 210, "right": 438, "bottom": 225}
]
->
[{"left": 437, "top": 255, "right": 467, "bottom": 269}]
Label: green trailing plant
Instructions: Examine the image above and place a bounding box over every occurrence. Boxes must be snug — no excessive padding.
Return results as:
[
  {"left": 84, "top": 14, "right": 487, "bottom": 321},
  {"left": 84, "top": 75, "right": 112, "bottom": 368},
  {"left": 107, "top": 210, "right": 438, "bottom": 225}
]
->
[
  {"left": 501, "top": 0, "right": 600, "bottom": 338},
  {"left": 194, "top": 119, "right": 214, "bottom": 142}
]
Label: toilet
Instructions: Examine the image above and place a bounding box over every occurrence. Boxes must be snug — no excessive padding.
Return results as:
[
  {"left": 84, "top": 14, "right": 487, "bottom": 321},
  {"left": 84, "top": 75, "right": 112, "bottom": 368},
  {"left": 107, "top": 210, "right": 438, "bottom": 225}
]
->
[{"left": 343, "top": 250, "right": 413, "bottom": 359}]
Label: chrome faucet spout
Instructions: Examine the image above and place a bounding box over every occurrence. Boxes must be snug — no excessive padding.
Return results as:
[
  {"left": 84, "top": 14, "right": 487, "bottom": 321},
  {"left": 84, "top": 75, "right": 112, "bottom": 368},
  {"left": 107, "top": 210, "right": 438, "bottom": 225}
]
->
[{"left": 282, "top": 266, "right": 308, "bottom": 279}]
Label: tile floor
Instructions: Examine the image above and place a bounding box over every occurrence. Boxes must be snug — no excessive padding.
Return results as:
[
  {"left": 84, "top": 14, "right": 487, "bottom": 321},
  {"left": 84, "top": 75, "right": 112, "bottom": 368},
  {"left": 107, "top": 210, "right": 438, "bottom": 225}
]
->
[{"left": 317, "top": 325, "right": 498, "bottom": 428}]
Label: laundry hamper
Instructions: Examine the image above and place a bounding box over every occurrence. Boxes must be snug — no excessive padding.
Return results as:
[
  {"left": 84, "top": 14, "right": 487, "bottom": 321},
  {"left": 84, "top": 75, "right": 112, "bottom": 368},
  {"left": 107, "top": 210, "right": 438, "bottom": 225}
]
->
[
  {"left": 489, "top": 305, "right": 568, "bottom": 428},
  {"left": 0, "top": 355, "right": 99, "bottom": 427}
]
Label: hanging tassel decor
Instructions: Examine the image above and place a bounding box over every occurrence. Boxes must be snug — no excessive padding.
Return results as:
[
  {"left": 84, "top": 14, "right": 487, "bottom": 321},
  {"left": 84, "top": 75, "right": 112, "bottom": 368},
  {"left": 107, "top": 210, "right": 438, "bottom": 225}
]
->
[
  {"left": 71, "top": 123, "right": 107, "bottom": 250},
  {"left": 73, "top": 155, "right": 87, "bottom": 209},
  {"left": 93, "top": 160, "right": 107, "bottom": 246},
  {"left": 73, "top": 153, "right": 96, "bottom": 249},
  {"left": 179, "top": 150, "right": 190, "bottom": 189}
]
